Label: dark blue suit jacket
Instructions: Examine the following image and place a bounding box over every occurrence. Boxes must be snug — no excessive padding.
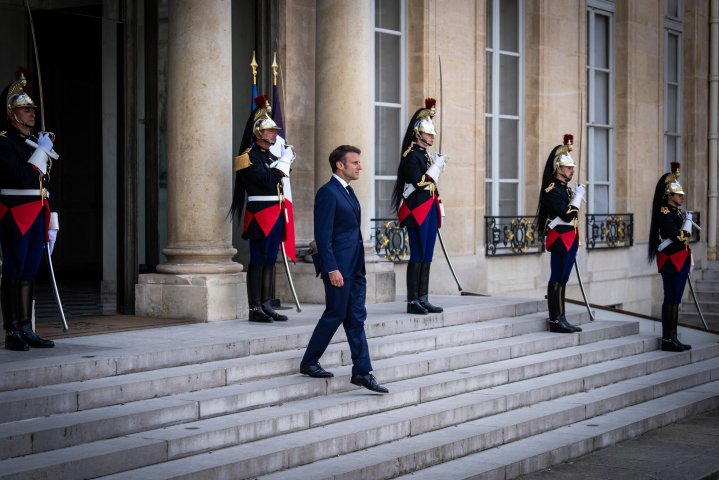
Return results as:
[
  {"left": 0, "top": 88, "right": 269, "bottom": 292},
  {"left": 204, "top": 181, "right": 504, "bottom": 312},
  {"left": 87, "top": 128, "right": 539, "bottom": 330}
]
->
[{"left": 312, "top": 176, "right": 365, "bottom": 278}]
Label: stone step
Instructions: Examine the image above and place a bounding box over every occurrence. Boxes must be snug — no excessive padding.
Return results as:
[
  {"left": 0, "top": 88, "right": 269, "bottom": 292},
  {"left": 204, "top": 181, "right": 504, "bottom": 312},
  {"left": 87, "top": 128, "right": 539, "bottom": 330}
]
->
[
  {"left": 394, "top": 382, "right": 719, "bottom": 480},
  {"left": 679, "top": 311, "right": 719, "bottom": 322},
  {"left": 695, "top": 290, "right": 719, "bottom": 302},
  {"left": 0, "top": 310, "right": 592, "bottom": 425},
  {"left": 696, "top": 280, "right": 719, "bottom": 290},
  {"left": 704, "top": 261, "right": 719, "bottom": 271},
  {"left": 682, "top": 300, "right": 719, "bottom": 313},
  {"left": 0, "top": 329, "right": 669, "bottom": 460},
  {"left": 78, "top": 355, "right": 719, "bottom": 480},
  {"left": 0, "top": 297, "right": 545, "bottom": 393},
  {"left": 700, "top": 270, "right": 719, "bottom": 280}
]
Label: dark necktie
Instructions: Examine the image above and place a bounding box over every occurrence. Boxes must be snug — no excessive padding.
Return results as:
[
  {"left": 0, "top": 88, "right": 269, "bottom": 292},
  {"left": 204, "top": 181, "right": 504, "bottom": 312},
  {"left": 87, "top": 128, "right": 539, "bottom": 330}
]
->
[{"left": 346, "top": 185, "right": 359, "bottom": 210}]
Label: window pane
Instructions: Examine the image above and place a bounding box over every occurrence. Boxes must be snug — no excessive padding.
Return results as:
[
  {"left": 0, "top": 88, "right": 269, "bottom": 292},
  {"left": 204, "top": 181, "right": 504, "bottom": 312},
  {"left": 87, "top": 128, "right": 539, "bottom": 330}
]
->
[
  {"left": 375, "top": 31, "right": 400, "bottom": 103},
  {"left": 594, "top": 70, "right": 609, "bottom": 125},
  {"left": 594, "top": 14, "right": 609, "bottom": 70},
  {"left": 499, "top": 183, "right": 518, "bottom": 216},
  {"left": 375, "top": 179, "right": 395, "bottom": 218},
  {"left": 499, "top": 119, "right": 518, "bottom": 179},
  {"left": 486, "top": 181, "right": 493, "bottom": 216},
  {"left": 486, "top": 52, "right": 493, "bottom": 114},
  {"left": 486, "top": 117, "right": 492, "bottom": 178},
  {"left": 594, "top": 185, "right": 609, "bottom": 214},
  {"left": 593, "top": 128, "right": 609, "bottom": 182},
  {"left": 374, "top": 106, "right": 401, "bottom": 176},
  {"left": 500, "top": 54, "right": 519, "bottom": 115},
  {"left": 667, "top": 84, "right": 678, "bottom": 133},
  {"left": 375, "top": 0, "right": 400, "bottom": 31},
  {"left": 667, "top": 33, "right": 678, "bottom": 83},
  {"left": 666, "top": 0, "right": 679, "bottom": 18},
  {"left": 666, "top": 135, "right": 677, "bottom": 165},
  {"left": 500, "top": 0, "right": 519, "bottom": 53},
  {"left": 486, "top": 0, "right": 493, "bottom": 49}
]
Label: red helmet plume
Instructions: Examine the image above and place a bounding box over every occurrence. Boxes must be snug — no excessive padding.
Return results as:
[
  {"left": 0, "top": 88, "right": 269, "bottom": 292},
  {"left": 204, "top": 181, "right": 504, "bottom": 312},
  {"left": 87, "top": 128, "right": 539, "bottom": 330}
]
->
[
  {"left": 670, "top": 162, "right": 681, "bottom": 174},
  {"left": 254, "top": 94, "right": 268, "bottom": 109},
  {"left": 563, "top": 134, "right": 573, "bottom": 146},
  {"left": 15, "top": 67, "right": 32, "bottom": 94},
  {"left": 424, "top": 98, "right": 436, "bottom": 117}
]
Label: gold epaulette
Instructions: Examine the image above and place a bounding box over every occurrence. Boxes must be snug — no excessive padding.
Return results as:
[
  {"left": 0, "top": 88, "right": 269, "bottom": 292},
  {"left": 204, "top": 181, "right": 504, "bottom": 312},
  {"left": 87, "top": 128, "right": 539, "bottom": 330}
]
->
[
  {"left": 234, "top": 148, "right": 252, "bottom": 171},
  {"left": 661, "top": 206, "right": 669, "bottom": 214},
  {"left": 544, "top": 183, "right": 555, "bottom": 193},
  {"left": 402, "top": 145, "right": 412, "bottom": 157},
  {"left": 0, "top": 131, "right": 6, "bottom": 138}
]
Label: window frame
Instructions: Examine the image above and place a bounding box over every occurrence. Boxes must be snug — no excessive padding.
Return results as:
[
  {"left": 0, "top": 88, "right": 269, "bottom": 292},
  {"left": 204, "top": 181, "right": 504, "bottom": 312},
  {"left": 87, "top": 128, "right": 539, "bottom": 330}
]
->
[
  {"left": 664, "top": 2, "right": 683, "bottom": 173},
  {"left": 484, "top": 0, "right": 525, "bottom": 217},
  {"left": 586, "top": 3, "right": 615, "bottom": 214},
  {"left": 370, "top": 0, "right": 407, "bottom": 219}
]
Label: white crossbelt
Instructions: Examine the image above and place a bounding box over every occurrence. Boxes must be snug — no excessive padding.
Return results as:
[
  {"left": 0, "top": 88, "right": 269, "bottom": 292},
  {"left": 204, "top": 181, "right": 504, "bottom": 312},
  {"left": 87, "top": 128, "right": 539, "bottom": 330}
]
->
[
  {"left": 658, "top": 238, "right": 674, "bottom": 251},
  {"left": 402, "top": 183, "right": 431, "bottom": 199},
  {"left": 247, "top": 195, "right": 279, "bottom": 202},
  {"left": 0, "top": 189, "right": 50, "bottom": 198},
  {"left": 547, "top": 217, "right": 574, "bottom": 230}
]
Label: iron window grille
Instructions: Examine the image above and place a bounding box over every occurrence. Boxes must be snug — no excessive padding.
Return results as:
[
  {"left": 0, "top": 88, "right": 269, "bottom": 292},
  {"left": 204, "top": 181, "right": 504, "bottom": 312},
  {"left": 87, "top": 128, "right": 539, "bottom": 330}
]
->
[
  {"left": 690, "top": 211, "right": 700, "bottom": 243},
  {"left": 371, "top": 218, "right": 410, "bottom": 263},
  {"left": 485, "top": 216, "right": 545, "bottom": 256},
  {"left": 586, "top": 213, "right": 634, "bottom": 249}
]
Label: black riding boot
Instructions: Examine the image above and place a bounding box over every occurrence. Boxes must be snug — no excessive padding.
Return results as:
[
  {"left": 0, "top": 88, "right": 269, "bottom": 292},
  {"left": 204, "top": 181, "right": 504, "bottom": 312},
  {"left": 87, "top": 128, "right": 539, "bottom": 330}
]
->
[
  {"left": 261, "top": 265, "right": 287, "bottom": 321},
  {"left": 661, "top": 304, "right": 684, "bottom": 352},
  {"left": 247, "top": 265, "right": 273, "bottom": 323},
  {"left": 18, "top": 280, "right": 54, "bottom": 348},
  {"left": 2, "top": 279, "right": 28, "bottom": 351},
  {"left": 559, "top": 283, "right": 582, "bottom": 332},
  {"left": 671, "top": 304, "right": 691, "bottom": 350},
  {"left": 406, "top": 261, "right": 428, "bottom": 315},
  {"left": 548, "top": 281, "right": 573, "bottom": 333},
  {"left": 418, "top": 263, "right": 443, "bottom": 313}
]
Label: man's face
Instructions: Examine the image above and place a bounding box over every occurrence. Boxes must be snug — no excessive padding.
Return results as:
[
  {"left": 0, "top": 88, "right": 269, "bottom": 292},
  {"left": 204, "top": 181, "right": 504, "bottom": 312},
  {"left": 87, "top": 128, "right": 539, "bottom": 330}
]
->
[
  {"left": 672, "top": 193, "right": 684, "bottom": 206},
  {"left": 258, "top": 128, "right": 277, "bottom": 145},
  {"left": 417, "top": 132, "right": 435, "bottom": 146},
  {"left": 338, "top": 152, "right": 362, "bottom": 181},
  {"left": 12, "top": 107, "right": 35, "bottom": 128},
  {"left": 558, "top": 165, "right": 574, "bottom": 181}
]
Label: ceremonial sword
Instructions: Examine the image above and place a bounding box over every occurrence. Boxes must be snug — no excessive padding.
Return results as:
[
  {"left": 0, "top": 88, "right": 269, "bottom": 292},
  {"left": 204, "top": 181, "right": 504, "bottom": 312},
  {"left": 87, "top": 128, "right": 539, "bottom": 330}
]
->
[
  {"left": 275, "top": 46, "right": 301, "bottom": 312},
  {"left": 25, "top": 0, "right": 67, "bottom": 331},
  {"left": 573, "top": 94, "right": 594, "bottom": 321},
  {"left": 435, "top": 56, "right": 462, "bottom": 291}
]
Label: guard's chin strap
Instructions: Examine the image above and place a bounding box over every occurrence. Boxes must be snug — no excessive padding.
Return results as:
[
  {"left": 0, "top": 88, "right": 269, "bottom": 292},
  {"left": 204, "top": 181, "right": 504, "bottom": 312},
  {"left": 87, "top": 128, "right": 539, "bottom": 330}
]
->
[
  {"left": 417, "top": 134, "right": 432, "bottom": 148},
  {"left": 255, "top": 130, "right": 275, "bottom": 147}
]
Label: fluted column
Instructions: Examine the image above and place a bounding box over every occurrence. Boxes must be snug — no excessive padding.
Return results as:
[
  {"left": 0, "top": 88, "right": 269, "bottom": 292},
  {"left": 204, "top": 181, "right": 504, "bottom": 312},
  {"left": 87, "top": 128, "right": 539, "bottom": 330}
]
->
[{"left": 158, "top": 0, "right": 241, "bottom": 274}]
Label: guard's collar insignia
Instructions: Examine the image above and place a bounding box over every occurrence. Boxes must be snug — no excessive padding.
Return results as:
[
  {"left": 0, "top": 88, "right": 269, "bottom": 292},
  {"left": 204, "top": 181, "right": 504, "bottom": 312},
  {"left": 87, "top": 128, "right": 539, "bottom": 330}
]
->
[{"left": 661, "top": 206, "right": 670, "bottom": 214}]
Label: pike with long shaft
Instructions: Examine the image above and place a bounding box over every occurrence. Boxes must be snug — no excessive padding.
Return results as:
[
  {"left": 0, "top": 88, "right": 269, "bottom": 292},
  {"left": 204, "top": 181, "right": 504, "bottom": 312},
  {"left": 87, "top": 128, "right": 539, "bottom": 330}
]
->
[
  {"left": 688, "top": 276, "right": 709, "bottom": 331},
  {"left": 437, "top": 230, "right": 462, "bottom": 291}
]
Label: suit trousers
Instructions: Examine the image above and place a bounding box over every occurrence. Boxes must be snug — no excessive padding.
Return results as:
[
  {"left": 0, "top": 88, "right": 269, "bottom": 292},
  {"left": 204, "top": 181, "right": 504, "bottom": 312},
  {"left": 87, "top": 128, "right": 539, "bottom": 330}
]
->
[{"left": 301, "top": 272, "right": 373, "bottom": 375}]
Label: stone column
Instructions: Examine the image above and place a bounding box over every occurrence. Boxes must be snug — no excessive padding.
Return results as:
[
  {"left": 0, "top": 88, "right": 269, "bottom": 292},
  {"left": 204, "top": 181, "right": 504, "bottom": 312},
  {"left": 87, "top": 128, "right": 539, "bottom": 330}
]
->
[
  {"left": 278, "top": 0, "right": 395, "bottom": 304},
  {"left": 136, "top": 0, "right": 247, "bottom": 321}
]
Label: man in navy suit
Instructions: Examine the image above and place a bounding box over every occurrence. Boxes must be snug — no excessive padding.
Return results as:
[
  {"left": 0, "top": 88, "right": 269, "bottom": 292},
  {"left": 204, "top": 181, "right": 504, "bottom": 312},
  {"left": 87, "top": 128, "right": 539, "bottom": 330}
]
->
[{"left": 300, "top": 145, "right": 388, "bottom": 393}]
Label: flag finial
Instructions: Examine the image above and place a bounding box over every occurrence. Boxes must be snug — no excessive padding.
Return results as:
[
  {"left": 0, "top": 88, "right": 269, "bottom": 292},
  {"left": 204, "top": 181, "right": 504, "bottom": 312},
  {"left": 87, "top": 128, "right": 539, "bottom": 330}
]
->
[
  {"left": 251, "top": 51, "right": 258, "bottom": 86},
  {"left": 272, "top": 52, "right": 278, "bottom": 86}
]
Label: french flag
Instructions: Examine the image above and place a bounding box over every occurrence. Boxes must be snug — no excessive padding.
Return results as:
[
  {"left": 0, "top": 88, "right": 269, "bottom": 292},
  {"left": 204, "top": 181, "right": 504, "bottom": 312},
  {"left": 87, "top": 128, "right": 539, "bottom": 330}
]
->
[{"left": 270, "top": 135, "right": 296, "bottom": 263}]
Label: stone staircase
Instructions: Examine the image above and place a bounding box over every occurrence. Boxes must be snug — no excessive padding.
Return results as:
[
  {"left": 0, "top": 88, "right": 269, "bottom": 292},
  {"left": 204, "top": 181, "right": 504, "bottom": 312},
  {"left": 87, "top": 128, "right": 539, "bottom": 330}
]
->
[
  {"left": 0, "top": 296, "right": 717, "bottom": 480},
  {"left": 680, "top": 260, "right": 719, "bottom": 333}
]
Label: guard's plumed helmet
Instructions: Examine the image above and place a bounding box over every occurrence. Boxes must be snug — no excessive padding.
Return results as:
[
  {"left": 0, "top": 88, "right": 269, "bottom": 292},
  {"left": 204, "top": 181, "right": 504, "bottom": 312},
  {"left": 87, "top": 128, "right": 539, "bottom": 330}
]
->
[
  {"left": 552, "top": 134, "right": 577, "bottom": 173},
  {"left": 4, "top": 68, "right": 37, "bottom": 126},
  {"left": 252, "top": 95, "right": 279, "bottom": 138},
  {"left": 665, "top": 162, "right": 685, "bottom": 199},
  {"left": 413, "top": 98, "right": 437, "bottom": 137}
]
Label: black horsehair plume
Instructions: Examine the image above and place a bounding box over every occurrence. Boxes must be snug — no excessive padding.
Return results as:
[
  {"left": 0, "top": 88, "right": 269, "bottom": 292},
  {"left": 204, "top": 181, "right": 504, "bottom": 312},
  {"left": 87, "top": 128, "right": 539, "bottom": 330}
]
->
[{"left": 647, "top": 172, "right": 672, "bottom": 263}]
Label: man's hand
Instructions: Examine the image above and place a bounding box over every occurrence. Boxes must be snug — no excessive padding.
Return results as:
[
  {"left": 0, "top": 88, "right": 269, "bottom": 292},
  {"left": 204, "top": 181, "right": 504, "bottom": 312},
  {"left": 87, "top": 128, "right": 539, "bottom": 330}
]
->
[
  {"left": 574, "top": 183, "right": 586, "bottom": 197},
  {"left": 329, "top": 270, "right": 344, "bottom": 287},
  {"left": 685, "top": 211, "right": 693, "bottom": 221},
  {"left": 37, "top": 133, "right": 53, "bottom": 151},
  {"left": 48, "top": 229, "right": 58, "bottom": 255},
  {"left": 433, "top": 152, "right": 446, "bottom": 171}
]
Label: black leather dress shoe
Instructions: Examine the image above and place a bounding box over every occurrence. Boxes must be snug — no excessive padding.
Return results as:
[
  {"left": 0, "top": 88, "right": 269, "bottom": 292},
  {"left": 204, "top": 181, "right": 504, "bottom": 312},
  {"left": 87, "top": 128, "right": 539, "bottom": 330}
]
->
[
  {"left": 4, "top": 332, "right": 29, "bottom": 351},
  {"left": 351, "top": 373, "right": 388, "bottom": 393},
  {"left": 300, "top": 362, "right": 334, "bottom": 378},
  {"left": 20, "top": 330, "right": 54, "bottom": 348}
]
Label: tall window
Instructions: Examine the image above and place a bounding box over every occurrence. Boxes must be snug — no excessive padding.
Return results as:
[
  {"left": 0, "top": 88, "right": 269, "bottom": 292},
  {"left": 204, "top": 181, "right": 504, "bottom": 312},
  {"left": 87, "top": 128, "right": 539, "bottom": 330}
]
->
[
  {"left": 371, "top": 0, "right": 406, "bottom": 218},
  {"left": 586, "top": 2, "right": 614, "bottom": 214},
  {"left": 485, "top": 0, "right": 523, "bottom": 216},
  {"left": 665, "top": 0, "right": 682, "bottom": 172}
]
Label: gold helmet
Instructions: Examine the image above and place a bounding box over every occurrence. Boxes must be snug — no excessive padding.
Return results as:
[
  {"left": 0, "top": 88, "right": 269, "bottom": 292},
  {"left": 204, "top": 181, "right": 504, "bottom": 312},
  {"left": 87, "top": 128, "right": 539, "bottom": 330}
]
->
[
  {"left": 553, "top": 134, "right": 577, "bottom": 173},
  {"left": 413, "top": 98, "right": 437, "bottom": 137},
  {"left": 252, "top": 95, "right": 279, "bottom": 139},
  {"left": 665, "top": 162, "right": 685, "bottom": 199},
  {"left": 5, "top": 69, "right": 37, "bottom": 126}
]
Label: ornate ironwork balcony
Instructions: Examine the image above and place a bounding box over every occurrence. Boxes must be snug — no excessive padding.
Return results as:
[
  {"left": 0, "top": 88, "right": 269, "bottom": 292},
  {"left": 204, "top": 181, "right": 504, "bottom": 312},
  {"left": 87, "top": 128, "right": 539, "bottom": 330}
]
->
[
  {"left": 485, "top": 216, "right": 545, "bottom": 256},
  {"left": 371, "top": 218, "right": 410, "bottom": 262},
  {"left": 586, "top": 214, "right": 634, "bottom": 250},
  {"left": 690, "top": 211, "right": 701, "bottom": 243}
]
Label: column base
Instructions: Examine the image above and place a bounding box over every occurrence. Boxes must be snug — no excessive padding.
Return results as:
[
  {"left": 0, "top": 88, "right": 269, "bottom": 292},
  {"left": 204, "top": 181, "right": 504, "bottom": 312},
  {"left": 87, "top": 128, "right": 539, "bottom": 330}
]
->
[
  {"left": 276, "top": 261, "right": 396, "bottom": 304},
  {"left": 135, "top": 273, "right": 248, "bottom": 322}
]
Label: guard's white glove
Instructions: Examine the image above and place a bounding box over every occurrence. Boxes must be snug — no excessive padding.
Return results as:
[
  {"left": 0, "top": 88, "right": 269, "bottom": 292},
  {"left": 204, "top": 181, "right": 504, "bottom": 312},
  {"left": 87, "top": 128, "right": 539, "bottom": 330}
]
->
[
  {"left": 271, "top": 145, "right": 294, "bottom": 177},
  {"left": 569, "top": 183, "right": 585, "bottom": 209},
  {"left": 48, "top": 229, "right": 58, "bottom": 255},
  {"left": 576, "top": 243, "right": 580, "bottom": 260},
  {"left": 37, "top": 133, "right": 53, "bottom": 151},
  {"left": 689, "top": 254, "right": 694, "bottom": 276},
  {"left": 685, "top": 211, "right": 693, "bottom": 221},
  {"left": 433, "top": 152, "right": 446, "bottom": 172},
  {"left": 682, "top": 211, "right": 693, "bottom": 234}
]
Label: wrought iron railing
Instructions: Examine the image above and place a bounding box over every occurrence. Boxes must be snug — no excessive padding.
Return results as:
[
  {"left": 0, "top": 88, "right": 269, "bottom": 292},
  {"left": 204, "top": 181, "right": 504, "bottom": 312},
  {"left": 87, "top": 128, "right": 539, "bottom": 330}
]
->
[
  {"left": 485, "top": 216, "right": 545, "bottom": 256},
  {"left": 690, "top": 211, "right": 700, "bottom": 243},
  {"left": 371, "top": 218, "right": 410, "bottom": 262},
  {"left": 586, "top": 214, "right": 634, "bottom": 249}
]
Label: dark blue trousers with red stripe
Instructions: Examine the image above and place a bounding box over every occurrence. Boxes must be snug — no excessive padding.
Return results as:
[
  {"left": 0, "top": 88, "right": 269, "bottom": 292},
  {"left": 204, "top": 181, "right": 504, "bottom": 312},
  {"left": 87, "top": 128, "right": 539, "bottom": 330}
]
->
[
  {"left": 661, "top": 256, "right": 690, "bottom": 306},
  {"left": 249, "top": 215, "right": 284, "bottom": 266},
  {"left": 1, "top": 210, "right": 45, "bottom": 280},
  {"left": 549, "top": 238, "right": 578, "bottom": 284}
]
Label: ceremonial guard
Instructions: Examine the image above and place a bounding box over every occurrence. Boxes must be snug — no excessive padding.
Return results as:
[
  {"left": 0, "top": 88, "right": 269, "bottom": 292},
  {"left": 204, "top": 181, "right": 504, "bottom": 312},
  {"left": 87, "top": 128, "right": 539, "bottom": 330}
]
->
[
  {"left": 648, "top": 162, "right": 693, "bottom": 352},
  {"left": 0, "top": 69, "right": 58, "bottom": 350},
  {"left": 536, "top": 135, "right": 584, "bottom": 334},
  {"left": 391, "top": 98, "right": 446, "bottom": 315},
  {"left": 230, "top": 95, "right": 294, "bottom": 323}
]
